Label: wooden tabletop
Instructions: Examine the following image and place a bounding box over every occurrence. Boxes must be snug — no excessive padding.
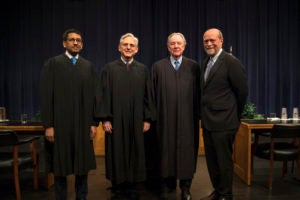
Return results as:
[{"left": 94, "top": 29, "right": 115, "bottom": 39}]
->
[{"left": 0, "top": 120, "right": 44, "bottom": 133}]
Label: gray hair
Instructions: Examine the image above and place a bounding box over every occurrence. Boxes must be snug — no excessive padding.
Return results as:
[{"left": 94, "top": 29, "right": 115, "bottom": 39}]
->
[
  {"left": 217, "top": 29, "right": 223, "bottom": 40},
  {"left": 167, "top": 32, "right": 187, "bottom": 45},
  {"left": 206, "top": 28, "right": 223, "bottom": 40},
  {"left": 119, "top": 33, "right": 139, "bottom": 47}
]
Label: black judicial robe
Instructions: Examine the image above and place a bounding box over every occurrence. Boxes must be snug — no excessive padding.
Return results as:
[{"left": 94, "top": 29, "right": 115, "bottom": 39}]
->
[
  {"left": 99, "top": 59, "right": 155, "bottom": 184},
  {"left": 151, "top": 56, "right": 200, "bottom": 179},
  {"left": 40, "top": 54, "right": 98, "bottom": 176}
]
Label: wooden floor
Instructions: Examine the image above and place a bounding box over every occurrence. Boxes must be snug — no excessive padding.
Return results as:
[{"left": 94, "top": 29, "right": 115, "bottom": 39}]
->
[{"left": 1, "top": 156, "right": 300, "bottom": 200}]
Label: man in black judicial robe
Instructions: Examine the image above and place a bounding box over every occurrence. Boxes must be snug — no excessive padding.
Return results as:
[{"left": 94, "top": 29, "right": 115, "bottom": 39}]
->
[
  {"left": 40, "top": 29, "right": 98, "bottom": 200},
  {"left": 98, "top": 33, "right": 155, "bottom": 199},
  {"left": 151, "top": 33, "right": 200, "bottom": 200}
]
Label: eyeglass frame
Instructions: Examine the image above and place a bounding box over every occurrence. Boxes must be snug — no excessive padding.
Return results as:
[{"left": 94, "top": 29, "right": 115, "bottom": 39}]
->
[{"left": 66, "top": 38, "right": 83, "bottom": 43}]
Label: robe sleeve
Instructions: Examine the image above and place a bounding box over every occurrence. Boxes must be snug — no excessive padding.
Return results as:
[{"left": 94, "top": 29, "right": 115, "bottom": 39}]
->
[
  {"left": 40, "top": 59, "right": 54, "bottom": 128},
  {"left": 143, "top": 67, "right": 156, "bottom": 122},
  {"left": 97, "top": 65, "right": 113, "bottom": 122}
]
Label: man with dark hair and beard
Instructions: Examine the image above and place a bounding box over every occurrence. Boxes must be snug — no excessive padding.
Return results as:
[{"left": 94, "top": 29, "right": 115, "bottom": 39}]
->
[{"left": 40, "top": 28, "right": 99, "bottom": 200}]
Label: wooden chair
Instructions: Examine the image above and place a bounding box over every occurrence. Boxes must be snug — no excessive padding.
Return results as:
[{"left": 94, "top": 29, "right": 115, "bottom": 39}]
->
[
  {"left": 253, "top": 124, "right": 300, "bottom": 189},
  {"left": 0, "top": 130, "right": 40, "bottom": 200},
  {"left": 251, "top": 129, "right": 271, "bottom": 173}
]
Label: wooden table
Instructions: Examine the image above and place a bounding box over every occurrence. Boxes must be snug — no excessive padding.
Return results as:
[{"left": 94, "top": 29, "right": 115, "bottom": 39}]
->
[
  {"left": 0, "top": 120, "right": 54, "bottom": 189},
  {"left": 233, "top": 119, "right": 300, "bottom": 185},
  {"left": 0, "top": 120, "right": 44, "bottom": 132},
  {"left": 1, "top": 120, "right": 205, "bottom": 188}
]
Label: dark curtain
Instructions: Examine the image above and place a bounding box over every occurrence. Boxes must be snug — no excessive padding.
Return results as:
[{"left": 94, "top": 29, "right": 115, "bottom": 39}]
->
[{"left": 0, "top": 0, "right": 299, "bottom": 120}]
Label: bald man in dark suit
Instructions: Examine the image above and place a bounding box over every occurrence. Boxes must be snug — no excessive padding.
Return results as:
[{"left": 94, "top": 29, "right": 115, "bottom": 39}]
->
[{"left": 199, "top": 28, "right": 248, "bottom": 200}]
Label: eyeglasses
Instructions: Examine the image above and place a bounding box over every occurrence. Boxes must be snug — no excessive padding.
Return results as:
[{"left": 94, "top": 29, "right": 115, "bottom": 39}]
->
[{"left": 66, "top": 38, "right": 82, "bottom": 43}]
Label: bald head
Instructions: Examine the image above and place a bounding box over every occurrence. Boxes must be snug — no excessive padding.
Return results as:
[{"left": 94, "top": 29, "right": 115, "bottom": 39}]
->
[{"left": 203, "top": 28, "right": 224, "bottom": 57}]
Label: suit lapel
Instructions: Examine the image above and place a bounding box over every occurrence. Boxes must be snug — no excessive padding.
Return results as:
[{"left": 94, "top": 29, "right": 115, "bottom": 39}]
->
[
  {"left": 205, "top": 51, "right": 225, "bottom": 85},
  {"left": 201, "top": 57, "right": 209, "bottom": 87}
]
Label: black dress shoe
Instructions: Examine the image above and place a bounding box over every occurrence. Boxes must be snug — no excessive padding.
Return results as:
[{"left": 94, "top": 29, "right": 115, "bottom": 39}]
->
[
  {"left": 160, "top": 185, "right": 176, "bottom": 199},
  {"left": 181, "top": 188, "right": 192, "bottom": 200},
  {"left": 200, "top": 191, "right": 219, "bottom": 200},
  {"left": 124, "top": 188, "right": 140, "bottom": 200},
  {"left": 160, "top": 186, "right": 170, "bottom": 199},
  {"left": 110, "top": 187, "right": 127, "bottom": 200},
  {"left": 218, "top": 195, "right": 233, "bottom": 200}
]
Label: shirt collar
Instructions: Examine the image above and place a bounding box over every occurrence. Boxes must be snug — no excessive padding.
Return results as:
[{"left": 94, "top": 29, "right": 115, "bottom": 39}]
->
[
  {"left": 65, "top": 51, "right": 79, "bottom": 59},
  {"left": 121, "top": 57, "right": 134, "bottom": 64},
  {"left": 210, "top": 48, "right": 222, "bottom": 63},
  {"left": 170, "top": 56, "right": 183, "bottom": 65}
]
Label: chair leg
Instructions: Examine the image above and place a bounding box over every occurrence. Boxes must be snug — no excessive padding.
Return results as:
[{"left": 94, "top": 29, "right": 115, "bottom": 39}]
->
[
  {"left": 251, "top": 134, "right": 259, "bottom": 174},
  {"left": 13, "top": 146, "right": 21, "bottom": 200},
  {"left": 281, "top": 161, "right": 288, "bottom": 179},
  {"left": 33, "top": 164, "right": 39, "bottom": 190},
  {"left": 268, "top": 141, "right": 274, "bottom": 190},
  {"left": 251, "top": 153, "right": 254, "bottom": 174},
  {"left": 291, "top": 160, "right": 295, "bottom": 174},
  {"left": 268, "top": 158, "right": 274, "bottom": 189},
  {"left": 30, "top": 141, "right": 39, "bottom": 190},
  {"left": 297, "top": 159, "right": 300, "bottom": 179}
]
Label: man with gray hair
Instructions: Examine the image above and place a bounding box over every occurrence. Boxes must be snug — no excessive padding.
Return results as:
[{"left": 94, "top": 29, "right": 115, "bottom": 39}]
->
[
  {"left": 151, "top": 32, "right": 200, "bottom": 200},
  {"left": 199, "top": 28, "right": 248, "bottom": 200},
  {"left": 97, "top": 33, "right": 155, "bottom": 199}
]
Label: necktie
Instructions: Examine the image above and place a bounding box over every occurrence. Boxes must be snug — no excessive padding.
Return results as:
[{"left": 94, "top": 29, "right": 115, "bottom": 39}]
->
[
  {"left": 174, "top": 60, "right": 180, "bottom": 70},
  {"left": 204, "top": 58, "right": 213, "bottom": 82},
  {"left": 71, "top": 57, "right": 77, "bottom": 65},
  {"left": 126, "top": 62, "right": 130, "bottom": 71}
]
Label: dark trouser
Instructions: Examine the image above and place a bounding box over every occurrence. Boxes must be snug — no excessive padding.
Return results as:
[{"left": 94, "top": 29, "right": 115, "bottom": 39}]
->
[
  {"left": 55, "top": 175, "right": 88, "bottom": 200},
  {"left": 203, "top": 128, "right": 237, "bottom": 196},
  {"left": 162, "top": 176, "right": 192, "bottom": 190},
  {"left": 179, "top": 179, "right": 192, "bottom": 190}
]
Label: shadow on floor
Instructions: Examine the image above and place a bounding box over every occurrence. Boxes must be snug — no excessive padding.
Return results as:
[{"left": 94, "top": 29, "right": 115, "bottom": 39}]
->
[{"left": 0, "top": 156, "right": 299, "bottom": 200}]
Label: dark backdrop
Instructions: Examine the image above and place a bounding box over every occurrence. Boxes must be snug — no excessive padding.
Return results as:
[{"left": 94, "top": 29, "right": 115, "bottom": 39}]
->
[{"left": 0, "top": 0, "right": 299, "bottom": 120}]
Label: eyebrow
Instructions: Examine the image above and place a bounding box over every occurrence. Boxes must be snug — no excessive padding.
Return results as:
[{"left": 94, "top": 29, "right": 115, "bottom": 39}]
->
[
  {"left": 203, "top": 39, "right": 216, "bottom": 43},
  {"left": 121, "top": 43, "right": 136, "bottom": 47}
]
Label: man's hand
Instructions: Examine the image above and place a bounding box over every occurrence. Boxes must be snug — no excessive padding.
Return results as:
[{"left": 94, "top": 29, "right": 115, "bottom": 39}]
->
[
  {"left": 45, "top": 127, "right": 54, "bottom": 142},
  {"left": 102, "top": 121, "right": 113, "bottom": 133},
  {"left": 143, "top": 122, "right": 150, "bottom": 132},
  {"left": 90, "top": 126, "right": 97, "bottom": 139}
]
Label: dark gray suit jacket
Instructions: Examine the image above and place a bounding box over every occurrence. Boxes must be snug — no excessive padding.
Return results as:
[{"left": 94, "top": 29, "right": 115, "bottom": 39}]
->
[{"left": 200, "top": 50, "right": 248, "bottom": 131}]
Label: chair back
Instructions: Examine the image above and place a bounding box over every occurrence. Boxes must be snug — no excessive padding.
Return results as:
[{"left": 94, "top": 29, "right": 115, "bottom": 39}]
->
[
  {"left": 271, "top": 124, "right": 300, "bottom": 138},
  {"left": 0, "top": 107, "right": 6, "bottom": 120},
  {"left": 0, "top": 130, "right": 18, "bottom": 147}
]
